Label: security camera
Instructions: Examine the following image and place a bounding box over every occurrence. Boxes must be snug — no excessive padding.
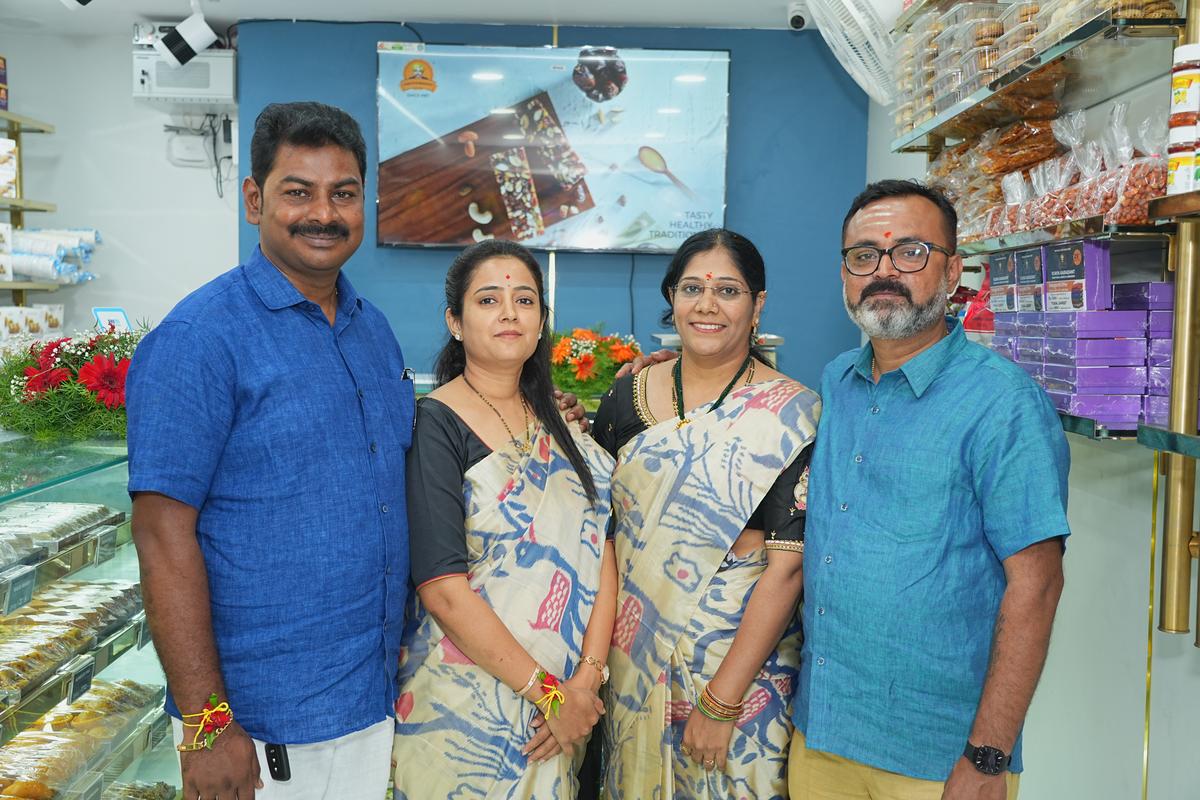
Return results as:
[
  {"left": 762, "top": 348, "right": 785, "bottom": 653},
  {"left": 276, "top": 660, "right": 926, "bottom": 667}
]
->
[
  {"left": 787, "top": 2, "right": 809, "bottom": 30},
  {"left": 153, "top": 12, "right": 218, "bottom": 67},
  {"left": 58, "top": 0, "right": 98, "bottom": 8}
]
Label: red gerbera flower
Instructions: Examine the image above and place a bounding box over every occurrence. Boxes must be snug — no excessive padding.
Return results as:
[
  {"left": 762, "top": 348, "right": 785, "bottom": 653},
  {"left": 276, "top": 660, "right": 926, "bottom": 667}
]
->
[
  {"left": 77, "top": 354, "right": 131, "bottom": 409},
  {"left": 23, "top": 366, "right": 72, "bottom": 399},
  {"left": 34, "top": 338, "right": 71, "bottom": 371}
]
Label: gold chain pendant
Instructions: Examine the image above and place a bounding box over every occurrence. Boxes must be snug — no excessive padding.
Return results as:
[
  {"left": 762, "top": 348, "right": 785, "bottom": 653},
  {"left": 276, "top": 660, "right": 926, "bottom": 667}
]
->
[{"left": 676, "top": 418, "right": 691, "bottom": 430}]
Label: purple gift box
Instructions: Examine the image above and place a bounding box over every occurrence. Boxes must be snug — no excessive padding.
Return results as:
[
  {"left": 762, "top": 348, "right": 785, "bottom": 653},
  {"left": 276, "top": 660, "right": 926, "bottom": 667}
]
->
[
  {"left": 994, "top": 313, "right": 1019, "bottom": 336},
  {"left": 1044, "top": 239, "right": 1112, "bottom": 312},
  {"left": 1016, "top": 246, "right": 1046, "bottom": 312},
  {"left": 1043, "top": 337, "right": 1147, "bottom": 367},
  {"left": 991, "top": 334, "right": 1017, "bottom": 360},
  {"left": 1112, "top": 281, "right": 1174, "bottom": 311},
  {"left": 1043, "top": 311, "right": 1147, "bottom": 339},
  {"left": 1015, "top": 337, "right": 1044, "bottom": 363},
  {"left": 988, "top": 252, "right": 1019, "bottom": 314},
  {"left": 1015, "top": 312, "right": 1046, "bottom": 336},
  {"left": 1043, "top": 364, "right": 1147, "bottom": 394},
  {"left": 1143, "top": 395, "right": 1200, "bottom": 428},
  {"left": 1016, "top": 360, "right": 1044, "bottom": 383},
  {"left": 1150, "top": 366, "right": 1172, "bottom": 396},
  {"left": 1149, "top": 338, "right": 1173, "bottom": 367},
  {"left": 1048, "top": 392, "right": 1143, "bottom": 420},
  {"left": 1150, "top": 310, "right": 1174, "bottom": 338}
]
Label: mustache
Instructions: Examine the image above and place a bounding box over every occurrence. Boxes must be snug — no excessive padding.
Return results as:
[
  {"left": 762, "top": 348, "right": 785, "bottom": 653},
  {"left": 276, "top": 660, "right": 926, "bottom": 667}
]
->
[
  {"left": 859, "top": 279, "right": 912, "bottom": 303},
  {"left": 289, "top": 222, "right": 350, "bottom": 239}
]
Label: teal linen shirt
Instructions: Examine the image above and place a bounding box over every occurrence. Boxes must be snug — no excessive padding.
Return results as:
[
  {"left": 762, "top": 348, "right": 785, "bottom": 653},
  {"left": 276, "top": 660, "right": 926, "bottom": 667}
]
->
[{"left": 793, "top": 318, "right": 1070, "bottom": 781}]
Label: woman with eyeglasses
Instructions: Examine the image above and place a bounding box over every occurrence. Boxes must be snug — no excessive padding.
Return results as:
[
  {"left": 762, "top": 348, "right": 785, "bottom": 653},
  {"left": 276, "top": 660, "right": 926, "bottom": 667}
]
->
[{"left": 593, "top": 228, "right": 820, "bottom": 799}]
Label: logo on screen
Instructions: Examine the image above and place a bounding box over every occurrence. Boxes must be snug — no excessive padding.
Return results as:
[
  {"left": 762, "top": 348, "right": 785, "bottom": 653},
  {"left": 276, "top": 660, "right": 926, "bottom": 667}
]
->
[{"left": 400, "top": 60, "right": 438, "bottom": 93}]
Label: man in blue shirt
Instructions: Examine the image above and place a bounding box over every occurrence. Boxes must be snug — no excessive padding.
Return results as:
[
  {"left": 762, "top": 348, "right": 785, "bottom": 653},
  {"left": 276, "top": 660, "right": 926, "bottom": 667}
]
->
[{"left": 789, "top": 180, "right": 1070, "bottom": 800}]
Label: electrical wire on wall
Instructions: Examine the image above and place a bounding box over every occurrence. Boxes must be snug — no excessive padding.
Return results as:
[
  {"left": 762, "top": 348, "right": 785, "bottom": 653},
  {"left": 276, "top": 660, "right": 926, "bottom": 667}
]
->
[{"left": 163, "top": 112, "right": 236, "bottom": 198}]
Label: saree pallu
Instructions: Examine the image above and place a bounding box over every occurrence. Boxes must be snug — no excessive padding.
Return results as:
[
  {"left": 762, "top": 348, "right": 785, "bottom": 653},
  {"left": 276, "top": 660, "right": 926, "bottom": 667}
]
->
[
  {"left": 604, "top": 379, "right": 820, "bottom": 800},
  {"left": 392, "top": 425, "right": 613, "bottom": 800}
]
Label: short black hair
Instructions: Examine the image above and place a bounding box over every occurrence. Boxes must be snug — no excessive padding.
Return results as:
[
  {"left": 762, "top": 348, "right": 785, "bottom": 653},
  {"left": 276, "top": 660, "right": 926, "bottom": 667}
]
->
[
  {"left": 842, "top": 179, "right": 957, "bottom": 251},
  {"left": 249, "top": 101, "right": 367, "bottom": 190}
]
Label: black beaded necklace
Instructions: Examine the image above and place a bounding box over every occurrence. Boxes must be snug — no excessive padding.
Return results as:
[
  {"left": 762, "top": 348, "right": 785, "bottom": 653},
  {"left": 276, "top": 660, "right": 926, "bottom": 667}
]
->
[{"left": 671, "top": 354, "right": 754, "bottom": 430}]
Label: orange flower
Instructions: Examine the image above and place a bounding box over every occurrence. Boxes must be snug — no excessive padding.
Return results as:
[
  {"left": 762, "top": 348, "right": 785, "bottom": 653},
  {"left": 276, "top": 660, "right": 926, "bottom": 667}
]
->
[
  {"left": 551, "top": 338, "right": 572, "bottom": 365},
  {"left": 571, "top": 328, "right": 600, "bottom": 341},
  {"left": 610, "top": 342, "right": 636, "bottom": 363},
  {"left": 572, "top": 353, "right": 597, "bottom": 380}
]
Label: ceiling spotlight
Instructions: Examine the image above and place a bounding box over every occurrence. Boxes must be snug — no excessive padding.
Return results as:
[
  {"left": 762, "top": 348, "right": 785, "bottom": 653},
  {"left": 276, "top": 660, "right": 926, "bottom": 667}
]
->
[{"left": 154, "top": 9, "right": 218, "bottom": 67}]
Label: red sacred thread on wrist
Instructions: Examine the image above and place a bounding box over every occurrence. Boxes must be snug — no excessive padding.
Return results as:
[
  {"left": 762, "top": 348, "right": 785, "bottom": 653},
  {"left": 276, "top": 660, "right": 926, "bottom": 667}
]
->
[
  {"left": 177, "top": 693, "right": 234, "bottom": 752},
  {"left": 534, "top": 670, "right": 565, "bottom": 718}
]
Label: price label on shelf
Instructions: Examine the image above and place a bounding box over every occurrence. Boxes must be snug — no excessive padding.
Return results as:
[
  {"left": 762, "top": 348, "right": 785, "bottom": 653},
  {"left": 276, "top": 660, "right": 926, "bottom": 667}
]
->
[
  {"left": 136, "top": 613, "right": 152, "bottom": 650},
  {"left": 150, "top": 712, "right": 171, "bottom": 748},
  {"left": 93, "top": 526, "right": 118, "bottom": 564},
  {"left": 0, "top": 566, "right": 36, "bottom": 616},
  {"left": 66, "top": 655, "right": 95, "bottom": 704}
]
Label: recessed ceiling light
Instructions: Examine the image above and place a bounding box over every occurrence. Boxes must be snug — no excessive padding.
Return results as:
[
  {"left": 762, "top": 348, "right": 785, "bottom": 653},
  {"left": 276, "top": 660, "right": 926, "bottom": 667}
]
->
[
  {"left": 490, "top": 108, "right": 516, "bottom": 115},
  {"left": 472, "top": 72, "right": 504, "bottom": 82},
  {"left": 502, "top": 133, "right": 524, "bottom": 140},
  {"left": 675, "top": 75, "right": 706, "bottom": 83},
  {"left": 657, "top": 107, "right": 682, "bottom": 115}
]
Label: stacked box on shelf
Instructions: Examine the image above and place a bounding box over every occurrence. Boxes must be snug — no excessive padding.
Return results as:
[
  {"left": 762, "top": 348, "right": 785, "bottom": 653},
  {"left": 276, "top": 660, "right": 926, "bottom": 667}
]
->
[
  {"left": 1111, "top": 281, "right": 1173, "bottom": 426},
  {"left": 988, "top": 251, "right": 1019, "bottom": 360},
  {"left": 1037, "top": 240, "right": 1145, "bottom": 427}
]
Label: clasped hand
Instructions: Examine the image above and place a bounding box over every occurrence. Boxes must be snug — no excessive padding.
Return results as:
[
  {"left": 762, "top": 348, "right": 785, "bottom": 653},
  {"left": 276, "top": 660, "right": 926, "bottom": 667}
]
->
[{"left": 522, "top": 674, "right": 604, "bottom": 762}]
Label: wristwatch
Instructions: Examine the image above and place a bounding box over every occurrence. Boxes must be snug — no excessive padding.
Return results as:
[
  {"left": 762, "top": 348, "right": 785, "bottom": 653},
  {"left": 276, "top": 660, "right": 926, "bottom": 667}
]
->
[
  {"left": 963, "top": 741, "right": 1011, "bottom": 776},
  {"left": 582, "top": 656, "right": 609, "bottom": 685}
]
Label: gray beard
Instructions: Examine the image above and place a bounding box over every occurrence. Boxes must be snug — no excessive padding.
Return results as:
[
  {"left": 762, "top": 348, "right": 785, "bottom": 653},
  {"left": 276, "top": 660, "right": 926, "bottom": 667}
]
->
[{"left": 843, "top": 271, "right": 949, "bottom": 341}]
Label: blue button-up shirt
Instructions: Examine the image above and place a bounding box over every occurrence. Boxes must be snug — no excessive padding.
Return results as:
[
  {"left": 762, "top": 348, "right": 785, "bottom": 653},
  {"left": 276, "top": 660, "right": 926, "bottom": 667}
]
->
[
  {"left": 794, "top": 319, "right": 1070, "bottom": 781},
  {"left": 127, "top": 245, "right": 414, "bottom": 744}
]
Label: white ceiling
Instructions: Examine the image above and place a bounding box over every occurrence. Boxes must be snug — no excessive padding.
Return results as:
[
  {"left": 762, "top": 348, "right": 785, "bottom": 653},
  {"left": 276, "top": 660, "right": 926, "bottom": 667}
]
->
[{"left": 0, "top": 0, "right": 801, "bottom": 36}]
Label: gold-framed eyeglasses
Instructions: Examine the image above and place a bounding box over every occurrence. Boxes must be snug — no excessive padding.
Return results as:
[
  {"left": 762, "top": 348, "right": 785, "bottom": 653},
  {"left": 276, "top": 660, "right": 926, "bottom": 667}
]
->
[
  {"left": 840, "top": 241, "right": 954, "bottom": 276},
  {"left": 672, "top": 280, "right": 755, "bottom": 303}
]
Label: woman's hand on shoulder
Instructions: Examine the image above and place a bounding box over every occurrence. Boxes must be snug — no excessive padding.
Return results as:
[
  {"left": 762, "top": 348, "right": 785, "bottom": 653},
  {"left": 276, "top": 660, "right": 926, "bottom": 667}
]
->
[{"left": 615, "top": 348, "right": 677, "bottom": 379}]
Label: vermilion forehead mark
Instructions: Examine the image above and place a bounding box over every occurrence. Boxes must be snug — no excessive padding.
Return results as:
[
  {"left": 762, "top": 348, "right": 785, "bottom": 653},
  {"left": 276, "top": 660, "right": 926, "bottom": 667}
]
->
[
  {"left": 705, "top": 272, "right": 713, "bottom": 280},
  {"left": 883, "top": 231, "right": 893, "bottom": 238},
  {"left": 505, "top": 274, "right": 511, "bottom": 280}
]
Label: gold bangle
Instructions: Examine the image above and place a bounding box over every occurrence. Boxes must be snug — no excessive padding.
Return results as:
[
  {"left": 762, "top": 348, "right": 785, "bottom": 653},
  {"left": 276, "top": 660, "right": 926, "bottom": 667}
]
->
[
  {"left": 764, "top": 538, "right": 804, "bottom": 553},
  {"left": 516, "top": 664, "right": 541, "bottom": 697}
]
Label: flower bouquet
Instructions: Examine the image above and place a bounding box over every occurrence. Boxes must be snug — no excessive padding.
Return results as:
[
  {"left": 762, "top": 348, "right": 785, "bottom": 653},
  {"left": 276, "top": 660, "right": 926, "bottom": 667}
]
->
[
  {"left": 550, "top": 327, "right": 641, "bottom": 404},
  {"left": 0, "top": 325, "right": 143, "bottom": 440}
]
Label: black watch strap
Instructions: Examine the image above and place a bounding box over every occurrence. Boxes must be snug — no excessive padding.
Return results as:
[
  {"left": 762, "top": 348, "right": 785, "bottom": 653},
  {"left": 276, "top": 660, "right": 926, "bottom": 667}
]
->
[{"left": 963, "top": 741, "right": 1011, "bottom": 775}]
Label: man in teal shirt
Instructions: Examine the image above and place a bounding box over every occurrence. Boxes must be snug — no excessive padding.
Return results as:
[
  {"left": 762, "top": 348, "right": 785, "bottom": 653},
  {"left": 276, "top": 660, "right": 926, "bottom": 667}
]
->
[{"left": 790, "top": 180, "right": 1070, "bottom": 800}]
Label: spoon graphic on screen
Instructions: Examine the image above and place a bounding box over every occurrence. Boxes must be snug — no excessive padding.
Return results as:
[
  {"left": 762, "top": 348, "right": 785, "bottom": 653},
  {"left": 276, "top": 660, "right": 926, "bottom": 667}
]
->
[{"left": 638, "top": 146, "right": 696, "bottom": 200}]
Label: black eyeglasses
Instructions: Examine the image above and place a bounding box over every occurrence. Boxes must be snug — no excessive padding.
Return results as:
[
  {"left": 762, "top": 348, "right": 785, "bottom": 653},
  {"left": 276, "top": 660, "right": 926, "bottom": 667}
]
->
[{"left": 840, "top": 241, "right": 954, "bottom": 276}]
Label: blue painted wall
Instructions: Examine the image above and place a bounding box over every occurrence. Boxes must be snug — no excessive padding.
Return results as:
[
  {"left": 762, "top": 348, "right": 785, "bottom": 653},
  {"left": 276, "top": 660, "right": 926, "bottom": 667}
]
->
[{"left": 237, "top": 21, "right": 867, "bottom": 386}]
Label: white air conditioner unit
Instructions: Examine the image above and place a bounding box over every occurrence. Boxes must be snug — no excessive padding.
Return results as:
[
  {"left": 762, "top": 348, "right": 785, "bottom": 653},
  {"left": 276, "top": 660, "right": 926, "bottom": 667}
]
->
[{"left": 132, "top": 49, "right": 236, "bottom": 106}]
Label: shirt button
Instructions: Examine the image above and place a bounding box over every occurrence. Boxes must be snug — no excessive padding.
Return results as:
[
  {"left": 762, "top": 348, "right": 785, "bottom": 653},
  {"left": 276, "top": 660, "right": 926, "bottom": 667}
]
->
[
  {"left": 871, "top": 406, "right": 880, "bottom": 414},
  {"left": 824, "top": 555, "right": 832, "bottom": 564},
  {"left": 380, "top": 504, "right": 390, "bottom": 514},
  {"left": 370, "top": 442, "right": 378, "bottom": 453},
  {"left": 818, "top": 607, "right": 825, "bottom": 615},
  {"left": 854, "top": 455, "right": 863, "bottom": 464},
  {"left": 839, "top": 502, "right": 848, "bottom": 511},
  {"left": 816, "top": 657, "right": 826, "bottom": 666}
]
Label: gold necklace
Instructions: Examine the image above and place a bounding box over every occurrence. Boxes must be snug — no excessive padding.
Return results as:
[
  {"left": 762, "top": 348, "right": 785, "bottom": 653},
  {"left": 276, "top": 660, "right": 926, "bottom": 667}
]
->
[
  {"left": 671, "top": 357, "right": 756, "bottom": 430},
  {"left": 463, "top": 376, "right": 532, "bottom": 455}
]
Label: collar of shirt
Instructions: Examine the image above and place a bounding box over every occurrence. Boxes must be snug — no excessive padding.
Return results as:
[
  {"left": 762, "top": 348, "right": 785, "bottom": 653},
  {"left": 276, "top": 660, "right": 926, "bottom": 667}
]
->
[
  {"left": 243, "top": 244, "right": 363, "bottom": 323},
  {"left": 847, "top": 316, "right": 966, "bottom": 398}
]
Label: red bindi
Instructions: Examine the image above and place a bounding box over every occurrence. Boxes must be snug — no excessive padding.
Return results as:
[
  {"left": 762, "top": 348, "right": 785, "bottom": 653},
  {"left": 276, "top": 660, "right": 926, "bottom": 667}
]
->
[
  {"left": 705, "top": 272, "right": 713, "bottom": 280},
  {"left": 505, "top": 274, "right": 511, "bottom": 280},
  {"left": 883, "top": 231, "right": 893, "bottom": 238}
]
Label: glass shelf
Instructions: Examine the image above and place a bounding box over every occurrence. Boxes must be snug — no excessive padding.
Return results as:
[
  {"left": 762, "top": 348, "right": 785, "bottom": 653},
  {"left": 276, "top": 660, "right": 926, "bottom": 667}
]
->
[
  {"left": 959, "top": 216, "right": 1172, "bottom": 256},
  {"left": 0, "top": 197, "right": 56, "bottom": 213},
  {"left": 892, "top": 12, "right": 1182, "bottom": 153},
  {"left": 1148, "top": 190, "right": 1200, "bottom": 221},
  {"left": 1137, "top": 424, "right": 1200, "bottom": 457},
  {"left": 0, "top": 110, "right": 54, "bottom": 135},
  {"left": 1060, "top": 413, "right": 1136, "bottom": 441},
  {"left": 0, "top": 437, "right": 128, "bottom": 505}
]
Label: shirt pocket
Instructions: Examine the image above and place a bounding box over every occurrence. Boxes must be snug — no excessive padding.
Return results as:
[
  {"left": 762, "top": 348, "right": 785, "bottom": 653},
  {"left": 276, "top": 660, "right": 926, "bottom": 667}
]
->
[
  {"left": 867, "top": 445, "right": 960, "bottom": 542},
  {"left": 378, "top": 376, "right": 415, "bottom": 451}
]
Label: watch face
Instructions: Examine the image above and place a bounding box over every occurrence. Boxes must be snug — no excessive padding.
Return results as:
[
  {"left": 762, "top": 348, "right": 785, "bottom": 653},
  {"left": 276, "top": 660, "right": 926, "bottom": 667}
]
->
[{"left": 973, "top": 746, "right": 1005, "bottom": 776}]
